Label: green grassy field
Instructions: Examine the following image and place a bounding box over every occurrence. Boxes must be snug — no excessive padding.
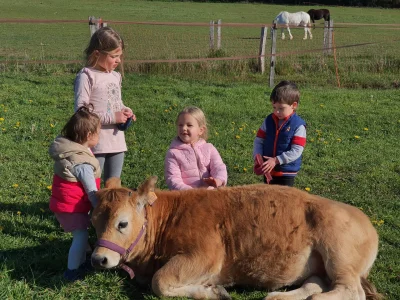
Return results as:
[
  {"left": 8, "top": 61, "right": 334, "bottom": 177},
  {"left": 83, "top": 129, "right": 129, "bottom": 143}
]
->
[
  {"left": 0, "top": 71, "right": 399, "bottom": 299},
  {"left": 0, "top": 0, "right": 399, "bottom": 299},
  {"left": 1, "top": 0, "right": 400, "bottom": 88}
]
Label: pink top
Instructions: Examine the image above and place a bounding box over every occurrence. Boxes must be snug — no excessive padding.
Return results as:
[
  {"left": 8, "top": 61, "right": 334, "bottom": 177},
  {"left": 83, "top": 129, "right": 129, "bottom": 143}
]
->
[
  {"left": 74, "top": 67, "right": 128, "bottom": 154},
  {"left": 164, "top": 138, "right": 228, "bottom": 190}
]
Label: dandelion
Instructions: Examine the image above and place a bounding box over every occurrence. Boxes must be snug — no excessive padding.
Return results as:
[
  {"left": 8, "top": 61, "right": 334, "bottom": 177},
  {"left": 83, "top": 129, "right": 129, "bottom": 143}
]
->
[
  {"left": 46, "top": 185, "right": 52, "bottom": 190},
  {"left": 50, "top": 123, "right": 55, "bottom": 128},
  {"left": 354, "top": 136, "right": 360, "bottom": 139},
  {"left": 309, "top": 138, "right": 314, "bottom": 142},
  {"left": 320, "top": 104, "right": 325, "bottom": 108},
  {"left": 253, "top": 130, "right": 256, "bottom": 134},
  {"left": 239, "top": 127, "right": 243, "bottom": 131},
  {"left": 243, "top": 168, "right": 247, "bottom": 172},
  {"left": 17, "top": 211, "right": 21, "bottom": 216},
  {"left": 337, "top": 138, "right": 342, "bottom": 142},
  {"left": 2, "top": 128, "right": 5, "bottom": 132},
  {"left": 29, "top": 100, "right": 33, "bottom": 103},
  {"left": 235, "top": 135, "right": 240, "bottom": 139},
  {"left": 16, "top": 122, "right": 20, "bottom": 127},
  {"left": 323, "top": 141, "right": 328, "bottom": 144},
  {"left": 305, "top": 187, "right": 311, "bottom": 192},
  {"left": 215, "top": 132, "right": 219, "bottom": 135},
  {"left": 164, "top": 109, "right": 168, "bottom": 113},
  {"left": 363, "top": 128, "right": 368, "bottom": 131},
  {"left": 0, "top": 117, "right": 4, "bottom": 122},
  {"left": 231, "top": 122, "right": 235, "bottom": 124},
  {"left": 12, "top": 183, "right": 18, "bottom": 188}
]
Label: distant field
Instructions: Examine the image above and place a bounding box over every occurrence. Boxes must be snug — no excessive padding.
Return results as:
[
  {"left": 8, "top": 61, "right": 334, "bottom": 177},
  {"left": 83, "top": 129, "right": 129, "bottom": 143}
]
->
[{"left": 0, "top": 0, "right": 399, "bottom": 87}]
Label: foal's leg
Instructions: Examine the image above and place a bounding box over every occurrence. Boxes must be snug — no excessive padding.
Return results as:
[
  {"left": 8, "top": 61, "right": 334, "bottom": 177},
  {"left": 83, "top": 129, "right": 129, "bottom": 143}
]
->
[
  {"left": 152, "top": 254, "right": 230, "bottom": 300},
  {"left": 265, "top": 275, "right": 328, "bottom": 300}
]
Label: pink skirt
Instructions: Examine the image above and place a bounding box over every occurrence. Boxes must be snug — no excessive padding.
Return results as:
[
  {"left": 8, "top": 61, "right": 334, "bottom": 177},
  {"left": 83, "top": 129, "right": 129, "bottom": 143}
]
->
[{"left": 55, "top": 212, "right": 91, "bottom": 232}]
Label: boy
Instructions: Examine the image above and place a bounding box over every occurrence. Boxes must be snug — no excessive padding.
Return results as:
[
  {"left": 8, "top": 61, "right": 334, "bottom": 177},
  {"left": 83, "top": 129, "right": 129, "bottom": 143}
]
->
[{"left": 253, "top": 81, "right": 306, "bottom": 186}]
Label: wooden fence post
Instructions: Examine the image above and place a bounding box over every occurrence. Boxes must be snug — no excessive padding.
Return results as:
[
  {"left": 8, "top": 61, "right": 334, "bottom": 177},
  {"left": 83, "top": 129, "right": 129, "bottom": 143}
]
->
[
  {"left": 217, "top": 19, "right": 222, "bottom": 50},
  {"left": 323, "top": 21, "right": 329, "bottom": 55},
  {"left": 258, "top": 26, "right": 267, "bottom": 74},
  {"left": 209, "top": 20, "right": 215, "bottom": 50},
  {"left": 269, "top": 24, "right": 277, "bottom": 87},
  {"left": 328, "top": 20, "right": 333, "bottom": 55},
  {"left": 89, "top": 16, "right": 104, "bottom": 36}
]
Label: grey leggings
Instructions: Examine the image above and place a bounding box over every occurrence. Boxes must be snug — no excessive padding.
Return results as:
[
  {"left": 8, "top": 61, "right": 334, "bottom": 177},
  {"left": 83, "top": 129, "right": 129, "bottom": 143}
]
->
[{"left": 95, "top": 152, "right": 125, "bottom": 183}]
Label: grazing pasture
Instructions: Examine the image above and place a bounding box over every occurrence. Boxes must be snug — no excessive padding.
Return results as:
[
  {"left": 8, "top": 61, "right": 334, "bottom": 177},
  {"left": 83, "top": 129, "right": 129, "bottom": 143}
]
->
[
  {"left": 0, "top": 0, "right": 399, "bottom": 299},
  {"left": 0, "top": 72, "right": 399, "bottom": 299}
]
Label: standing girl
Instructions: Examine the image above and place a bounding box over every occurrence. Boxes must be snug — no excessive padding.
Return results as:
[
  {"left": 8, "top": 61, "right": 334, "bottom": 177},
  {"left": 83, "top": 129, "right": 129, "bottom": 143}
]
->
[
  {"left": 49, "top": 106, "right": 101, "bottom": 281},
  {"left": 74, "top": 26, "right": 136, "bottom": 183},
  {"left": 165, "top": 106, "right": 228, "bottom": 190}
]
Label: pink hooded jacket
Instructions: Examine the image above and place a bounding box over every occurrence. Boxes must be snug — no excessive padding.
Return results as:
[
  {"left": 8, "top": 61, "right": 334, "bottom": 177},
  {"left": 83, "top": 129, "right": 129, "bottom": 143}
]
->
[{"left": 164, "top": 138, "right": 228, "bottom": 190}]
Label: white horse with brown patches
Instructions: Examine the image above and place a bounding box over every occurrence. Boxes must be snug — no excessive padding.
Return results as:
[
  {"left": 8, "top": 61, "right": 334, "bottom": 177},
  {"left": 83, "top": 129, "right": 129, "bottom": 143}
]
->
[
  {"left": 273, "top": 11, "right": 313, "bottom": 40},
  {"left": 91, "top": 177, "right": 382, "bottom": 300}
]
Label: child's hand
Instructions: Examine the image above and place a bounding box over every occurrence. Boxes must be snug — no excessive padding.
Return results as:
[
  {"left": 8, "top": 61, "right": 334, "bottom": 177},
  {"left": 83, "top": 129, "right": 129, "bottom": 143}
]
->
[
  {"left": 203, "top": 177, "right": 223, "bottom": 188},
  {"left": 122, "top": 108, "right": 137, "bottom": 121},
  {"left": 115, "top": 111, "right": 128, "bottom": 123},
  {"left": 262, "top": 156, "right": 278, "bottom": 174}
]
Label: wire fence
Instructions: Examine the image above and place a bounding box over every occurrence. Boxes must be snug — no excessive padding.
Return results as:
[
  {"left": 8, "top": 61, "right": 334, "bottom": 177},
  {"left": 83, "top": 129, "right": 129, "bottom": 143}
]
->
[{"left": 1, "top": 18, "right": 399, "bottom": 87}]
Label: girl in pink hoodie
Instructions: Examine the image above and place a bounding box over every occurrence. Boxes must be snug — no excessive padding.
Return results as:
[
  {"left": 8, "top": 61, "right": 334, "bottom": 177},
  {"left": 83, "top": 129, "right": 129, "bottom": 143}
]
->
[{"left": 164, "top": 106, "right": 228, "bottom": 190}]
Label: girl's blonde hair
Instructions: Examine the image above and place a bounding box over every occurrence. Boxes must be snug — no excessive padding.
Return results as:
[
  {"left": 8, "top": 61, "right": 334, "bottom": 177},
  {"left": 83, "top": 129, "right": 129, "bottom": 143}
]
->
[
  {"left": 61, "top": 105, "right": 100, "bottom": 144},
  {"left": 84, "top": 27, "right": 125, "bottom": 75},
  {"left": 176, "top": 106, "right": 208, "bottom": 140}
]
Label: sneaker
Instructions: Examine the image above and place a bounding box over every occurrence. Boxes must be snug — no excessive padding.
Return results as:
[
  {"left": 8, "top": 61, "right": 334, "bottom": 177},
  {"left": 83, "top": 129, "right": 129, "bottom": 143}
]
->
[{"left": 63, "top": 268, "right": 85, "bottom": 282}]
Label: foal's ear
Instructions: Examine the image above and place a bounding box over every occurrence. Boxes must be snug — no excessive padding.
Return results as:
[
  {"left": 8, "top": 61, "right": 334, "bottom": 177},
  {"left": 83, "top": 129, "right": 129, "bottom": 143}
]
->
[
  {"left": 137, "top": 176, "right": 158, "bottom": 207},
  {"left": 105, "top": 177, "right": 122, "bottom": 189}
]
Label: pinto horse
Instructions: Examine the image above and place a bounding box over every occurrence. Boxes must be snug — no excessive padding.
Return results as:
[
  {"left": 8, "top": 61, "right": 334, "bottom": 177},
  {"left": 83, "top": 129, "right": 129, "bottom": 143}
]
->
[
  {"left": 307, "top": 9, "right": 331, "bottom": 27},
  {"left": 273, "top": 11, "right": 312, "bottom": 40}
]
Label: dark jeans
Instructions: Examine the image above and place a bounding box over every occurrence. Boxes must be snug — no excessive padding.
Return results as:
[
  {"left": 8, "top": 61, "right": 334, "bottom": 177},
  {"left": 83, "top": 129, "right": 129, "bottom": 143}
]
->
[{"left": 264, "top": 176, "right": 295, "bottom": 187}]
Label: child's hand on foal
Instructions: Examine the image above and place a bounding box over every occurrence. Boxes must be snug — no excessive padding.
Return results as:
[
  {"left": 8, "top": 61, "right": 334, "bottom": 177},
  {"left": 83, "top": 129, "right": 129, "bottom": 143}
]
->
[{"left": 203, "top": 177, "right": 222, "bottom": 188}]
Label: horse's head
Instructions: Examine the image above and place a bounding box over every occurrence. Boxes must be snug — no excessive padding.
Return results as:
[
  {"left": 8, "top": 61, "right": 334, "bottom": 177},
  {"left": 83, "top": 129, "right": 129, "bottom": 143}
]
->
[{"left": 91, "top": 176, "right": 158, "bottom": 270}]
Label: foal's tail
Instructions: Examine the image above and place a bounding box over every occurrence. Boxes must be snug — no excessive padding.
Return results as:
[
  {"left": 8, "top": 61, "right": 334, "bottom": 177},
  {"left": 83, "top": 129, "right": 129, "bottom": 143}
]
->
[{"left": 361, "top": 277, "right": 384, "bottom": 300}]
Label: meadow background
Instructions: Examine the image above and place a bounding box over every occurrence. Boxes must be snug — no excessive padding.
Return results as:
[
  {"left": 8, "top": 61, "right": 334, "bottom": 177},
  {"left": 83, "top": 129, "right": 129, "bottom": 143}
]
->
[{"left": 0, "top": 0, "right": 399, "bottom": 299}]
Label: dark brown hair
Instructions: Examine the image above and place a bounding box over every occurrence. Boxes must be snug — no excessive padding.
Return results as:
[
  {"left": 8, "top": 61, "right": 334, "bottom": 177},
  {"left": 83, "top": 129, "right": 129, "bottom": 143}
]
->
[
  {"left": 61, "top": 105, "right": 100, "bottom": 144},
  {"left": 85, "top": 27, "right": 125, "bottom": 75},
  {"left": 270, "top": 81, "right": 300, "bottom": 105}
]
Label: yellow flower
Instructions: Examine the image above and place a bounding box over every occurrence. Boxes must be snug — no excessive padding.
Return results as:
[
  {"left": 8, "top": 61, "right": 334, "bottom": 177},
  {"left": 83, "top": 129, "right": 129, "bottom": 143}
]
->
[
  {"left": 234, "top": 166, "right": 238, "bottom": 169},
  {"left": 47, "top": 185, "right": 52, "bottom": 190},
  {"left": 29, "top": 100, "right": 33, "bottom": 103},
  {"left": 337, "top": 138, "right": 342, "bottom": 142},
  {"left": 17, "top": 211, "right": 21, "bottom": 215},
  {"left": 50, "top": 123, "right": 55, "bottom": 128},
  {"left": 320, "top": 104, "right": 325, "bottom": 107},
  {"left": 239, "top": 127, "right": 243, "bottom": 131},
  {"left": 363, "top": 128, "right": 368, "bottom": 131},
  {"left": 12, "top": 184, "right": 18, "bottom": 188},
  {"left": 323, "top": 141, "right": 328, "bottom": 144},
  {"left": 164, "top": 109, "right": 168, "bottom": 113},
  {"left": 310, "top": 138, "right": 314, "bottom": 142},
  {"left": 305, "top": 187, "right": 311, "bottom": 192},
  {"left": 235, "top": 135, "right": 240, "bottom": 139},
  {"left": 0, "top": 117, "right": 4, "bottom": 122},
  {"left": 231, "top": 122, "right": 235, "bottom": 124},
  {"left": 215, "top": 132, "right": 219, "bottom": 135},
  {"left": 16, "top": 122, "right": 20, "bottom": 127},
  {"left": 243, "top": 168, "right": 247, "bottom": 172},
  {"left": 354, "top": 136, "right": 360, "bottom": 139},
  {"left": 253, "top": 130, "right": 256, "bottom": 134}
]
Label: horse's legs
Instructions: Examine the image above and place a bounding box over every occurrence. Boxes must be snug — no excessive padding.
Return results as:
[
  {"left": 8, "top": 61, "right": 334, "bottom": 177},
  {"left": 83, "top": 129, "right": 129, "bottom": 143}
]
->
[
  {"left": 286, "top": 25, "right": 293, "bottom": 40},
  {"left": 281, "top": 28, "right": 285, "bottom": 40}
]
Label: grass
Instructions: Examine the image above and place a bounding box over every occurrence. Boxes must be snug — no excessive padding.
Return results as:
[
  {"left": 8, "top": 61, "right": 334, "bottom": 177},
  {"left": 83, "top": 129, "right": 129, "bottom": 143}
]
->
[{"left": 0, "top": 71, "right": 399, "bottom": 299}]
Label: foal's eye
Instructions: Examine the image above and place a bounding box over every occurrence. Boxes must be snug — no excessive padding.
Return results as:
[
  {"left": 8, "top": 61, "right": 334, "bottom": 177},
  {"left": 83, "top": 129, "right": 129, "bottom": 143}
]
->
[{"left": 118, "top": 221, "right": 128, "bottom": 229}]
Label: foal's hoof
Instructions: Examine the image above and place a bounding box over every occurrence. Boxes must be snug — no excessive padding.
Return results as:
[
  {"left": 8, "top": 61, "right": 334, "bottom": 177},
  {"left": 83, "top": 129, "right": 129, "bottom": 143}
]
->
[{"left": 212, "top": 285, "right": 231, "bottom": 300}]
